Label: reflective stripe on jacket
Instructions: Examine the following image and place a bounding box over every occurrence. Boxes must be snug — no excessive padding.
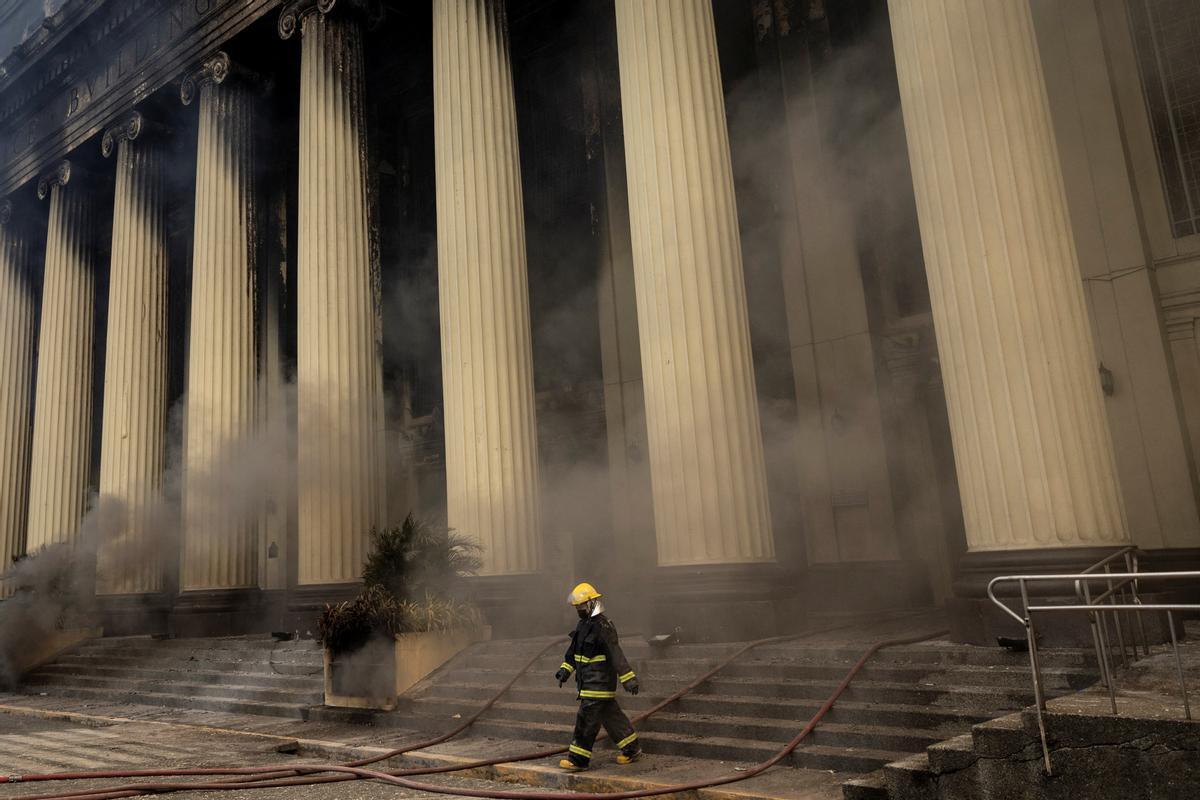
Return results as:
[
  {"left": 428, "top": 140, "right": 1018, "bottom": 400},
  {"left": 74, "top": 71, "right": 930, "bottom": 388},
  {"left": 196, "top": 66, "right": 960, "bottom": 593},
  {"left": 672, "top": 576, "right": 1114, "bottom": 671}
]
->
[{"left": 561, "top": 614, "right": 635, "bottom": 697}]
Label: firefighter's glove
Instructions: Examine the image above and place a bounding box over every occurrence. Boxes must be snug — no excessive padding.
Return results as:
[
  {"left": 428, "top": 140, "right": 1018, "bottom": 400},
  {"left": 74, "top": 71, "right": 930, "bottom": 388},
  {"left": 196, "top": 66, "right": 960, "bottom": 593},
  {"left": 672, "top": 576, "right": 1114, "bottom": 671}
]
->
[
  {"left": 623, "top": 676, "right": 640, "bottom": 695},
  {"left": 555, "top": 667, "right": 571, "bottom": 686}
]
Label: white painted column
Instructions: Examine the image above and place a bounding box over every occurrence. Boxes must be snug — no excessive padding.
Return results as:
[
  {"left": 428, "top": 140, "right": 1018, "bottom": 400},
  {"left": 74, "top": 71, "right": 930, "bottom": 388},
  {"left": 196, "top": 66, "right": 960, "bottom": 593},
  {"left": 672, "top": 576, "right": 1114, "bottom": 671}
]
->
[
  {"left": 26, "top": 162, "right": 97, "bottom": 552},
  {"left": 280, "top": 2, "right": 384, "bottom": 585},
  {"left": 432, "top": 0, "right": 542, "bottom": 576},
  {"left": 95, "top": 112, "right": 169, "bottom": 595},
  {"left": 180, "top": 53, "right": 260, "bottom": 590},
  {"left": 613, "top": 0, "right": 774, "bottom": 566},
  {"left": 0, "top": 200, "right": 36, "bottom": 583},
  {"left": 886, "top": 0, "right": 1129, "bottom": 550}
]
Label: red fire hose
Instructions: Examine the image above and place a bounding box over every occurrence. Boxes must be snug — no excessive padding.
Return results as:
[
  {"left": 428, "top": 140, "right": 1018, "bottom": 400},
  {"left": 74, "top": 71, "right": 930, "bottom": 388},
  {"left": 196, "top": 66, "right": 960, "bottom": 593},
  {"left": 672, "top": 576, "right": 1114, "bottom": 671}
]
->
[{"left": 5, "top": 623, "right": 946, "bottom": 800}]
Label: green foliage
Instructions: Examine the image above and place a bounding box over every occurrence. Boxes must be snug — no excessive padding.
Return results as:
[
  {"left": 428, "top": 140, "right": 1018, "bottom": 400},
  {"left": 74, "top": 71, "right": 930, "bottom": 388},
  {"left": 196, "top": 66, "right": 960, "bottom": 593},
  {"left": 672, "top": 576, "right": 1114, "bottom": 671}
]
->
[
  {"left": 318, "top": 513, "right": 485, "bottom": 656},
  {"left": 317, "top": 586, "right": 483, "bottom": 656},
  {"left": 361, "top": 514, "right": 482, "bottom": 601}
]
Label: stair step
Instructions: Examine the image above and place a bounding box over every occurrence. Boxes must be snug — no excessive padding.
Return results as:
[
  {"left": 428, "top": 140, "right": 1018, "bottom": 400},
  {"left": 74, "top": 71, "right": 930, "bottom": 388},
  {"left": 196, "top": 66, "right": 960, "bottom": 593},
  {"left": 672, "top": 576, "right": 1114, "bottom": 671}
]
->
[
  {"left": 970, "top": 712, "right": 1029, "bottom": 759},
  {"left": 42, "top": 654, "right": 323, "bottom": 676},
  {"left": 442, "top": 659, "right": 1091, "bottom": 694},
  {"left": 428, "top": 676, "right": 1038, "bottom": 709},
  {"left": 19, "top": 683, "right": 310, "bottom": 718},
  {"left": 77, "top": 635, "right": 322, "bottom": 652},
  {"left": 841, "top": 770, "right": 889, "bottom": 800},
  {"left": 22, "top": 673, "right": 324, "bottom": 706},
  {"left": 881, "top": 751, "right": 936, "bottom": 797},
  {"left": 401, "top": 695, "right": 943, "bottom": 753},
  {"left": 925, "top": 733, "right": 977, "bottom": 775},
  {"left": 464, "top": 640, "right": 1094, "bottom": 671},
  {"left": 433, "top": 714, "right": 908, "bottom": 774},
  {"left": 409, "top": 691, "right": 991, "bottom": 734},
  {"left": 31, "top": 662, "right": 323, "bottom": 690},
  {"left": 669, "top": 693, "right": 992, "bottom": 731},
  {"left": 751, "top": 642, "right": 1094, "bottom": 669}
]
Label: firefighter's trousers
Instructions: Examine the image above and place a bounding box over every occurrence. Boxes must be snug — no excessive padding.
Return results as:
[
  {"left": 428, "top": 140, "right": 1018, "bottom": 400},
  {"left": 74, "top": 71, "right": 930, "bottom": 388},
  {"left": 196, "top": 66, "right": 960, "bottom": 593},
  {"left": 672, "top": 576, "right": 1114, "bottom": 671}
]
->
[{"left": 567, "top": 698, "right": 640, "bottom": 766}]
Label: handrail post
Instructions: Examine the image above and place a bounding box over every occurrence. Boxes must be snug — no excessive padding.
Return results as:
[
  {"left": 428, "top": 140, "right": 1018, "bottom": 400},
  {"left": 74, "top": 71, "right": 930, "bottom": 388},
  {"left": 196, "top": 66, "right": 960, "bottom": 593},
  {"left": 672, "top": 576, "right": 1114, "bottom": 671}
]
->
[
  {"left": 1104, "top": 564, "right": 1129, "bottom": 667},
  {"left": 1125, "top": 550, "right": 1149, "bottom": 657},
  {"left": 1083, "top": 580, "right": 1118, "bottom": 714},
  {"left": 1020, "top": 578, "right": 1053, "bottom": 774},
  {"left": 1167, "top": 611, "right": 1192, "bottom": 721}
]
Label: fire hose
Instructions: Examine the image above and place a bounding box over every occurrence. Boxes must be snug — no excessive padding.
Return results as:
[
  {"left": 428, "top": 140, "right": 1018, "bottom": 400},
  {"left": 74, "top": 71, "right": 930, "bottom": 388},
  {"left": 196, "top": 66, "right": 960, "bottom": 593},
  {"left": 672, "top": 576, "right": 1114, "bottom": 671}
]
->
[{"left": 4, "top": 623, "right": 947, "bottom": 800}]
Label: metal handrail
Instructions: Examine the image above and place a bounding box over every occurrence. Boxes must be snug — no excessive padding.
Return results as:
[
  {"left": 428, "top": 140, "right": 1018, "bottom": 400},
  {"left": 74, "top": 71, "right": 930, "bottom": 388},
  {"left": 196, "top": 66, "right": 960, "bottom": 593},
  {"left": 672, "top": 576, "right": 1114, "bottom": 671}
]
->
[
  {"left": 987, "top": 562, "right": 1199, "bottom": 776},
  {"left": 1078, "top": 545, "right": 1138, "bottom": 574}
]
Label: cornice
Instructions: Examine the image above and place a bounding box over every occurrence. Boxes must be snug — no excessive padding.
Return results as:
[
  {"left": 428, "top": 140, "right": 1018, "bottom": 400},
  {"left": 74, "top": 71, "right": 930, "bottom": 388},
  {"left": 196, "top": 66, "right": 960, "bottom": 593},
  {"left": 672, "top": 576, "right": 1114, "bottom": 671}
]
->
[{"left": 0, "top": 0, "right": 138, "bottom": 126}]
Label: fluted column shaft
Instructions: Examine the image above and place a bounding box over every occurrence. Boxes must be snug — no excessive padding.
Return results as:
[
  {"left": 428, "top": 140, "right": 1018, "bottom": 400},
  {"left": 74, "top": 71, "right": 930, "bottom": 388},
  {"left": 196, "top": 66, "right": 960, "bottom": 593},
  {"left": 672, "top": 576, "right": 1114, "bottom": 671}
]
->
[
  {"left": 0, "top": 207, "right": 35, "bottom": 580},
  {"left": 27, "top": 169, "right": 96, "bottom": 551},
  {"left": 182, "top": 70, "right": 259, "bottom": 590},
  {"left": 433, "top": 0, "right": 541, "bottom": 576},
  {"left": 97, "top": 120, "right": 169, "bottom": 595},
  {"left": 887, "top": 0, "right": 1129, "bottom": 550},
  {"left": 613, "top": 0, "right": 774, "bottom": 566},
  {"left": 293, "top": 9, "right": 383, "bottom": 585}
]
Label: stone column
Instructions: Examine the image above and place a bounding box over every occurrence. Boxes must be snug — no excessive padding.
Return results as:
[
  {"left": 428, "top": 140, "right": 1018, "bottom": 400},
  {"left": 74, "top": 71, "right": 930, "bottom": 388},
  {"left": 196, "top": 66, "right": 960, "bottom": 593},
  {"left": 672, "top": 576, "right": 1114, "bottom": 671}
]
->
[
  {"left": 26, "top": 162, "right": 97, "bottom": 552},
  {"left": 613, "top": 0, "right": 774, "bottom": 566},
  {"left": 279, "top": 0, "right": 384, "bottom": 585},
  {"left": 887, "top": 0, "right": 1129, "bottom": 553},
  {"left": 95, "top": 112, "right": 169, "bottom": 596},
  {"left": 0, "top": 200, "right": 36, "bottom": 582},
  {"left": 179, "top": 53, "right": 259, "bottom": 591},
  {"left": 432, "top": 0, "right": 541, "bottom": 576}
]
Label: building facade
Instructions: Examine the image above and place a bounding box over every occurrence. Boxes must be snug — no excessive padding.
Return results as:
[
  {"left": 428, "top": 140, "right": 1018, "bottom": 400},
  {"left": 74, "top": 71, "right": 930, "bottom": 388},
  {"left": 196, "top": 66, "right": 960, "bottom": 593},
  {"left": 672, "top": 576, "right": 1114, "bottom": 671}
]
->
[{"left": 0, "top": 0, "right": 1197, "bottom": 640}]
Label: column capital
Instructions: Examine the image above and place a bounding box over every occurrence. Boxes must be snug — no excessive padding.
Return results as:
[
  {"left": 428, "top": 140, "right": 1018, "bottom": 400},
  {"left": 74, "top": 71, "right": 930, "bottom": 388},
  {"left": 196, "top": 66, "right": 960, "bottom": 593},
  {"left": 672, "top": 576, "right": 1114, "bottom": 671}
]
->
[
  {"left": 36, "top": 160, "right": 75, "bottom": 200},
  {"left": 0, "top": 195, "right": 36, "bottom": 229},
  {"left": 100, "top": 110, "right": 169, "bottom": 158},
  {"left": 277, "top": 0, "right": 380, "bottom": 40},
  {"left": 180, "top": 51, "right": 231, "bottom": 106}
]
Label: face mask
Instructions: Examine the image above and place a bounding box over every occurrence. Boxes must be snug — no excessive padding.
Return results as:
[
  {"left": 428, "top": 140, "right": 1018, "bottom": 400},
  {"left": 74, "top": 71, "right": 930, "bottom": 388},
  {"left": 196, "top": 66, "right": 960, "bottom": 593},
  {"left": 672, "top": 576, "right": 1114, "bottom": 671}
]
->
[{"left": 577, "top": 606, "right": 590, "bottom": 620}]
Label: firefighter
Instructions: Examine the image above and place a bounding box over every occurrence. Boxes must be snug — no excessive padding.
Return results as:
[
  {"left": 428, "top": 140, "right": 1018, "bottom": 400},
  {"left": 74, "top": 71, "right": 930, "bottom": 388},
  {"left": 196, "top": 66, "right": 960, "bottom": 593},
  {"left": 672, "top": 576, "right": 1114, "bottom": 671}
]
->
[{"left": 554, "top": 582, "right": 642, "bottom": 771}]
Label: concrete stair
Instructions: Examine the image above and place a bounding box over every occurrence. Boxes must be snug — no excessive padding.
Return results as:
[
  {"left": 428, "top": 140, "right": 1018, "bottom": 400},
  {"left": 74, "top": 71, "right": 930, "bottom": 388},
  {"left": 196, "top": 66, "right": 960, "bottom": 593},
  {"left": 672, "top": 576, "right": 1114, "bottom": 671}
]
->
[
  {"left": 370, "top": 636, "right": 1098, "bottom": 781},
  {"left": 20, "top": 630, "right": 1101, "bottom": 793},
  {"left": 20, "top": 635, "right": 325, "bottom": 718}
]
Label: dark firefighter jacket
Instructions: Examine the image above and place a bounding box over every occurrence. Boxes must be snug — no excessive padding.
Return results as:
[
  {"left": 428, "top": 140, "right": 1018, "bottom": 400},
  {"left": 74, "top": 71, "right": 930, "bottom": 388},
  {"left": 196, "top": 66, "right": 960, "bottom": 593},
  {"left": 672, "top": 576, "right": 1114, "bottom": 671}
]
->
[{"left": 560, "top": 613, "right": 636, "bottom": 699}]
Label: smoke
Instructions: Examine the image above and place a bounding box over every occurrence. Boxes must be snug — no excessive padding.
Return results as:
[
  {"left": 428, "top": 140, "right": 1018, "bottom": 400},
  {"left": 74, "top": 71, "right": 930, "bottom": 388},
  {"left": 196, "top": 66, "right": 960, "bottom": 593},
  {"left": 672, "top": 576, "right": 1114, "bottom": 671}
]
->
[
  {"left": 0, "top": 377, "right": 300, "bottom": 685},
  {"left": 0, "top": 1, "right": 961, "bottom": 680}
]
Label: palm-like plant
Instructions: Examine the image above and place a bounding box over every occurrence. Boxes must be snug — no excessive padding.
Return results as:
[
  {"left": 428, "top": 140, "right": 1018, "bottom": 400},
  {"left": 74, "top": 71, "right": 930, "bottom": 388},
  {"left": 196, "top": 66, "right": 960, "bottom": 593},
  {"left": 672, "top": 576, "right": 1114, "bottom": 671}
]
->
[
  {"left": 361, "top": 513, "right": 482, "bottom": 601},
  {"left": 319, "top": 514, "right": 485, "bottom": 656}
]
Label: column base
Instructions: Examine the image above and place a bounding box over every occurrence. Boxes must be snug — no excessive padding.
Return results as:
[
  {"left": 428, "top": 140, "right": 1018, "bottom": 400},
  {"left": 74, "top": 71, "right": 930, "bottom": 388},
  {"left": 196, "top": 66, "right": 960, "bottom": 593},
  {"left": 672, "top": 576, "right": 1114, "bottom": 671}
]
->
[
  {"left": 1138, "top": 547, "right": 1200, "bottom": 594},
  {"left": 648, "top": 563, "right": 789, "bottom": 642},
  {"left": 283, "top": 582, "right": 361, "bottom": 637},
  {"left": 794, "top": 560, "right": 933, "bottom": 619},
  {"left": 170, "top": 588, "right": 269, "bottom": 638},
  {"left": 946, "top": 546, "right": 1186, "bottom": 646},
  {"left": 97, "top": 593, "right": 172, "bottom": 636},
  {"left": 467, "top": 574, "right": 564, "bottom": 639}
]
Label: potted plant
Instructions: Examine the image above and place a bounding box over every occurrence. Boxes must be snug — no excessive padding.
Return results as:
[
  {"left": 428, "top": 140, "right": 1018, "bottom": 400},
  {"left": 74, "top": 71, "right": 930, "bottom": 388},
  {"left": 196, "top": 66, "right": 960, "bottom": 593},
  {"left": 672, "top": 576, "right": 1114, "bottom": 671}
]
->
[{"left": 317, "top": 514, "right": 490, "bottom": 710}]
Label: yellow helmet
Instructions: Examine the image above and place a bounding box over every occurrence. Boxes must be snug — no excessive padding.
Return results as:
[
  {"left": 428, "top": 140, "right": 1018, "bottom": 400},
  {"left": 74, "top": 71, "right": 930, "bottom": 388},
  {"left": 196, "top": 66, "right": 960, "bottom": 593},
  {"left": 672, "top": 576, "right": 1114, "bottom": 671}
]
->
[{"left": 567, "top": 582, "right": 602, "bottom": 606}]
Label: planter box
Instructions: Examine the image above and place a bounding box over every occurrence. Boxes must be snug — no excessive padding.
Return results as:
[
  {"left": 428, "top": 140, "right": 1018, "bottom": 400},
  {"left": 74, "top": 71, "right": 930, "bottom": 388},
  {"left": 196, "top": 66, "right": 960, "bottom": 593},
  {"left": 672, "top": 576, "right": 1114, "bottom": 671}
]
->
[{"left": 324, "top": 625, "right": 491, "bottom": 710}]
